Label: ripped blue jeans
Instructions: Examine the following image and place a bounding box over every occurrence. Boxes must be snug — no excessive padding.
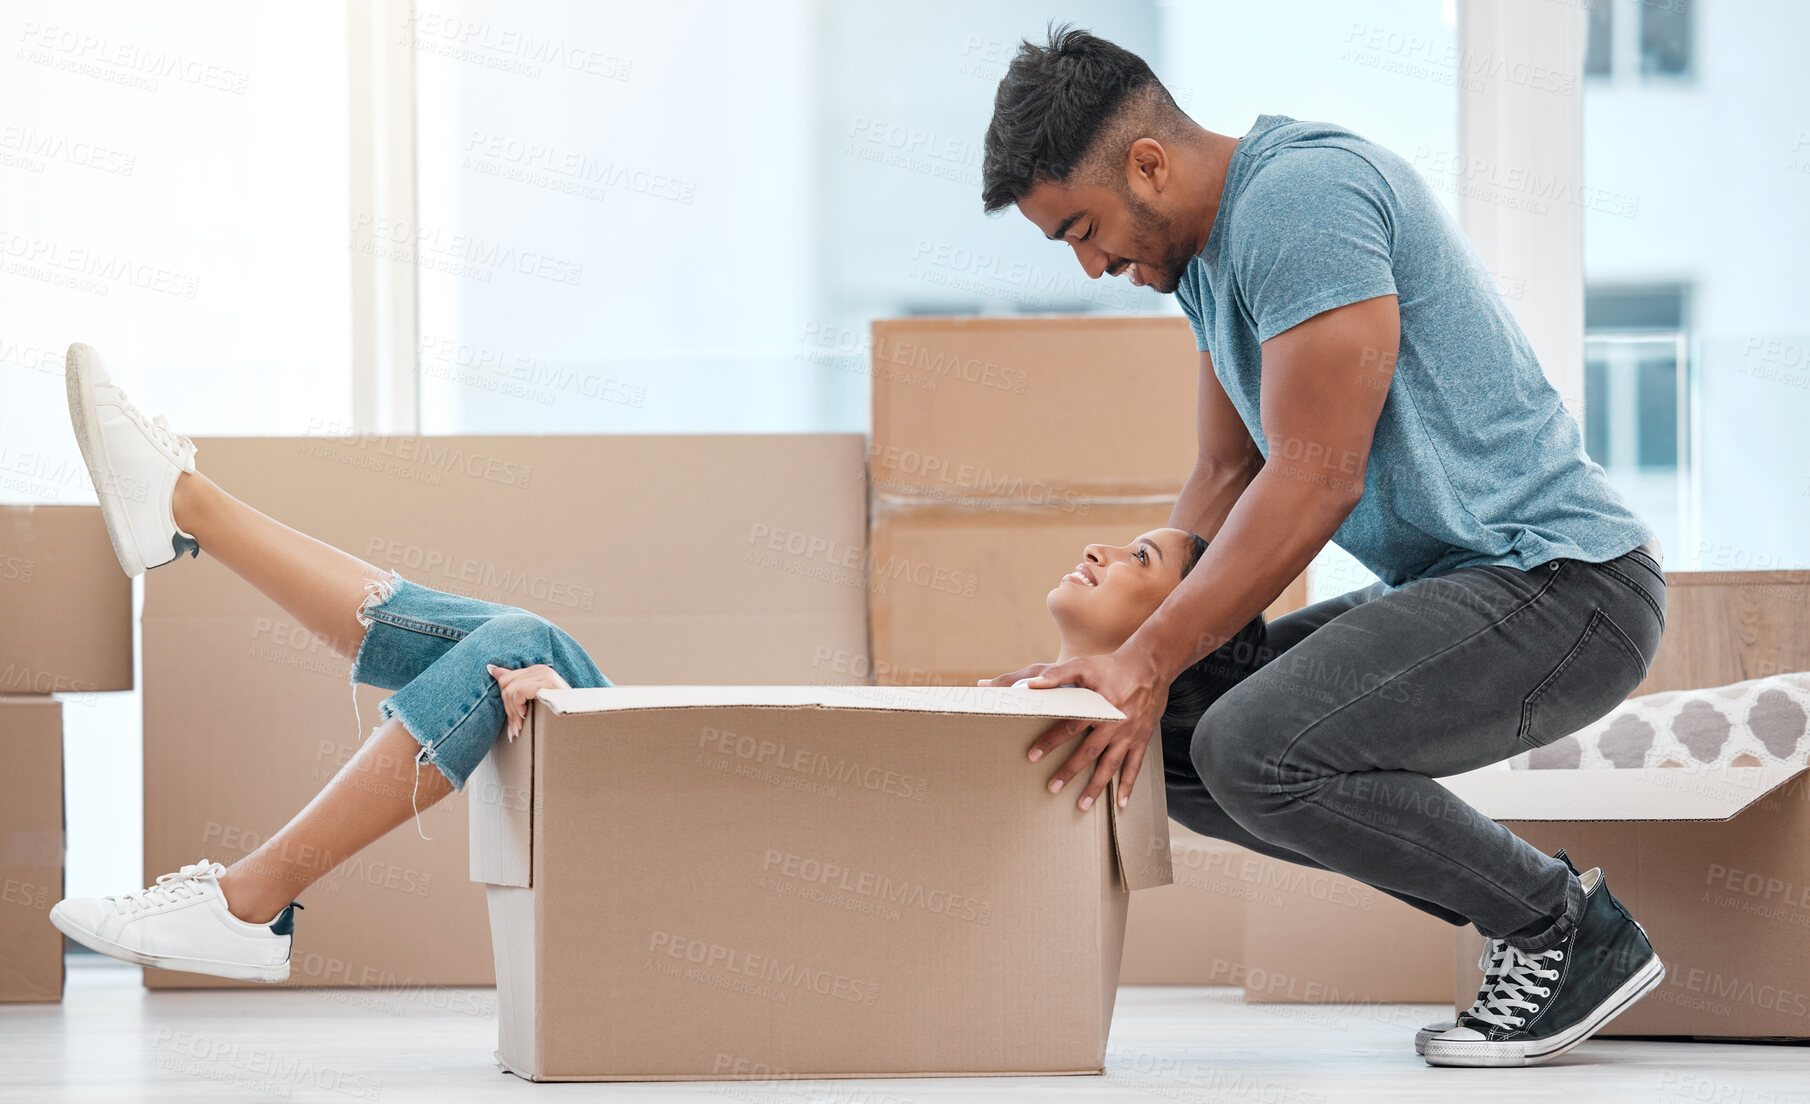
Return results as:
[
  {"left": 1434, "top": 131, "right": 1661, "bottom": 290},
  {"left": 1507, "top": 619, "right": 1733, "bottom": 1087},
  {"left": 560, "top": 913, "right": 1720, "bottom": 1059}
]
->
[{"left": 347, "top": 572, "right": 611, "bottom": 795}]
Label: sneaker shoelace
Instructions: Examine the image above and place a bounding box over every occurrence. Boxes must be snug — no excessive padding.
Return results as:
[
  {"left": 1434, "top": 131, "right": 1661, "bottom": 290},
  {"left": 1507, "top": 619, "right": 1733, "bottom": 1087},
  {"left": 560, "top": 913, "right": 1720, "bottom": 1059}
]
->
[
  {"left": 102, "top": 385, "right": 196, "bottom": 461},
  {"left": 1455, "top": 937, "right": 1510, "bottom": 1020},
  {"left": 1466, "top": 942, "right": 1566, "bottom": 1030},
  {"left": 109, "top": 860, "right": 227, "bottom": 917}
]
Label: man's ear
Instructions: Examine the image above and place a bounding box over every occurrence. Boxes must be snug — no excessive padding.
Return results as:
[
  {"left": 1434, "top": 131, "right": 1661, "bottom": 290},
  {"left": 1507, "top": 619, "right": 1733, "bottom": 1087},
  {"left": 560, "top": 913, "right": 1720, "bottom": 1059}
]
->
[{"left": 1127, "top": 137, "right": 1168, "bottom": 195}]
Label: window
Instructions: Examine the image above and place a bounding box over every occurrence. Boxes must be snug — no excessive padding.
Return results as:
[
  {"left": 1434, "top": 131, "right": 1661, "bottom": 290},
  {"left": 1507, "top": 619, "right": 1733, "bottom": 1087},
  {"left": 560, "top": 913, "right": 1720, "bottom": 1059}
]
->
[
  {"left": 1585, "top": 0, "right": 1613, "bottom": 77},
  {"left": 1640, "top": 0, "right": 1692, "bottom": 77},
  {"left": 1583, "top": 285, "right": 1687, "bottom": 474},
  {"left": 1585, "top": 7, "right": 1810, "bottom": 569},
  {"left": 1584, "top": 0, "right": 1694, "bottom": 82}
]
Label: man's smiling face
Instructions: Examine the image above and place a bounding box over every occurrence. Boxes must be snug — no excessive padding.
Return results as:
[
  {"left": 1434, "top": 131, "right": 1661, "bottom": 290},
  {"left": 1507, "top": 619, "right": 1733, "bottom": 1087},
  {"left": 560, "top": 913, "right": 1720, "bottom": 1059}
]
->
[{"left": 1015, "top": 168, "right": 1201, "bottom": 295}]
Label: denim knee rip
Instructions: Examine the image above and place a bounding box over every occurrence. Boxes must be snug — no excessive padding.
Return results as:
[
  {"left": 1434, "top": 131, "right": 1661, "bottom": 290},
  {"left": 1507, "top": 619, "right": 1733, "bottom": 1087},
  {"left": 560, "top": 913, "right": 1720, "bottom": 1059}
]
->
[{"left": 342, "top": 570, "right": 446, "bottom": 841}]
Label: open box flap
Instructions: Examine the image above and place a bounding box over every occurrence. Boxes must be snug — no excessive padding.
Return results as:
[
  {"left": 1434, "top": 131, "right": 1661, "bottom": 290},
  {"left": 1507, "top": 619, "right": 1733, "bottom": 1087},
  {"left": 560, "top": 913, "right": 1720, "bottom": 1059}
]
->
[
  {"left": 1436, "top": 765, "right": 1808, "bottom": 823},
  {"left": 1107, "top": 723, "right": 1173, "bottom": 891},
  {"left": 537, "top": 684, "right": 1127, "bottom": 722},
  {"left": 469, "top": 701, "right": 537, "bottom": 888}
]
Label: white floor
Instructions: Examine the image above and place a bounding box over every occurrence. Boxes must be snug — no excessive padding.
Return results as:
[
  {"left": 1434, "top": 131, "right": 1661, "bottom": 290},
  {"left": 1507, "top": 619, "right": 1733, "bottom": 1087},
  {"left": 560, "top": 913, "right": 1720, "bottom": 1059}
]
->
[{"left": 5, "top": 957, "right": 1810, "bottom": 1103}]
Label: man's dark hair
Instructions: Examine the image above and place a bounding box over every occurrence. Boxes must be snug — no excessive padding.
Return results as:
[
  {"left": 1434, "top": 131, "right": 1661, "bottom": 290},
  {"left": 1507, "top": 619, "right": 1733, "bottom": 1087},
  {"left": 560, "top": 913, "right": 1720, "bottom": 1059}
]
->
[{"left": 981, "top": 22, "right": 1185, "bottom": 215}]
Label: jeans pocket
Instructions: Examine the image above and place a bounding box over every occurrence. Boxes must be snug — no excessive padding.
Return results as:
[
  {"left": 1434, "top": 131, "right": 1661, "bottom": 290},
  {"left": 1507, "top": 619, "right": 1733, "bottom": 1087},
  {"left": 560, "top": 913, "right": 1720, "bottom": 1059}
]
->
[{"left": 1517, "top": 607, "right": 1650, "bottom": 749}]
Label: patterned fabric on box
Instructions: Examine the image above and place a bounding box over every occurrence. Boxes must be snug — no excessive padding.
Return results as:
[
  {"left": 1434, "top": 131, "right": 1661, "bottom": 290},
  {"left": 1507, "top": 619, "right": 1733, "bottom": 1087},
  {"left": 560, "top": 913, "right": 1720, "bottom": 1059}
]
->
[{"left": 1511, "top": 671, "right": 1810, "bottom": 771}]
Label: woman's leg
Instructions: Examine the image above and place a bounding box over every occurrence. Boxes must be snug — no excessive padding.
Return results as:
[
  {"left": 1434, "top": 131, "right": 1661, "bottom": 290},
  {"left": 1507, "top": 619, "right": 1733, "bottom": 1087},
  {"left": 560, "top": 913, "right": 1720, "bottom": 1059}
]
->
[
  {"left": 217, "top": 719, "right": 452, "bottom": 923},
  {"left": 217, "top": 607, "right": 609, "bottom": 924},
  {"left": 172, "top": 470, "right": 386, "bottom": 659}
]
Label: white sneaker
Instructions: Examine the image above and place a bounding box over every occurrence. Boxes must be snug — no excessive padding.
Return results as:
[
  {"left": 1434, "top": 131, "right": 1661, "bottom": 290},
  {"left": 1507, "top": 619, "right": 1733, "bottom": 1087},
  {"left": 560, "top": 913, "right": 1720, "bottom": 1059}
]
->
[
  {"left": 48, "top": 860, "right": 299, "bottom": 983},
  {"left": 64, "top": 342, "right": 201, "bottom": 577}
]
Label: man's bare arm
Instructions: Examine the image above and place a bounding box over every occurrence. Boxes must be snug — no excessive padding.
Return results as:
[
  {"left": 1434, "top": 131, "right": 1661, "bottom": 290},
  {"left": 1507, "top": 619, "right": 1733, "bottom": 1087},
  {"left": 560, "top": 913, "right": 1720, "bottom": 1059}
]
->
[
  {"left": 1131, "top": 294, "right": 1400, "bottom": 681},
  {"left": 1011, "top": 294, "right": 1400, "bottom": 813},
  {"left": 1169, "top": 349, "right": 1263, "bottom": 539}
]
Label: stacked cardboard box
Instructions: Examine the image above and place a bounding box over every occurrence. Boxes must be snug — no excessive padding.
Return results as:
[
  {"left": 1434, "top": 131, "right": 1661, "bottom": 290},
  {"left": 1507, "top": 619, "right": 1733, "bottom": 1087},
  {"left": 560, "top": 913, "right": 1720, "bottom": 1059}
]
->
[
  {"left": 0, "top": 695, "right": 64, "bottom": 1002},
  {"left": 142, "top": 435, "right": 872, "bottom": 989},
  {"left": 867, "top": 316, "right": 1308, "bottom": 688},
  {"left": 0, "top": 505, "right": 132, "bottom": 695},
  {"left": 470, "top": 684, "right": 1173, "bottom": 1080},
  {"left": 0, "top": 504, "right": 129, "bottom": 1002}
]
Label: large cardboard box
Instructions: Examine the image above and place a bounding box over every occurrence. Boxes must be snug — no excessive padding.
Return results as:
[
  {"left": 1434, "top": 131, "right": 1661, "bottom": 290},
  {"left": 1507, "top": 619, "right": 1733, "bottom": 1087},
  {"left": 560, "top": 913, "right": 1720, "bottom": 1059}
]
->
[
  {"left": 1443, "top": 765, "right": 1810, "bottom": 1038},
  {"left": 0, "top": 695, "right": 64, "bottom": 1002},
  {"left": 143, "top": 435, "right": 871, "bottom": 989},
  {"left": 469, "top": 684, "right": 1173, "bottom": 1081},
  {"left": 1237, "top": 855, "right": 1456, "bottom": 1004},
  {"left": 0, "top": 505, "right": 132, "bottom": 693},
  {"left": 1118, "top": 828, "right": 1247, "bottom": 986},
  {"left": 867, "top": 316, "right": 1307, "bottom": 686}
]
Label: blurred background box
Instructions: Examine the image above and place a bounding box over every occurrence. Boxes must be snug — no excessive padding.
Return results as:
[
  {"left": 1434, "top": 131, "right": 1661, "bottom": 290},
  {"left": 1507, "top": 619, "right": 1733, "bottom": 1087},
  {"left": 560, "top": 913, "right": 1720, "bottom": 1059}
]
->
[
  {"left": 1, "top": 695, "right": 64, "bottom": 1003},
  {"left": 868, "top": 316, "right": 1307, "bottom": 687},
  {"left": 0, "top": 506, "right": 132, "bottom": 693}
]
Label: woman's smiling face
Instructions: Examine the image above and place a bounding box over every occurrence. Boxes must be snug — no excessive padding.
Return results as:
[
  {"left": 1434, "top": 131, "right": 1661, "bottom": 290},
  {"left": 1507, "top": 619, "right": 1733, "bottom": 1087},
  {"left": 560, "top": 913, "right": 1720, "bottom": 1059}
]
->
[{"left": 1046, "top": 527, "right": 1199, "bottom": 653}]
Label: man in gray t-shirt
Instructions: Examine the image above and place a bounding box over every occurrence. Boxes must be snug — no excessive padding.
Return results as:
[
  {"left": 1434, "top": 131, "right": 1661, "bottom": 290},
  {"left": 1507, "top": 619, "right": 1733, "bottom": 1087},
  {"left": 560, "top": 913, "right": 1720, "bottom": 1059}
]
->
[{"left": 979, "top": 26, "right": 1669, "bottom": 1067}]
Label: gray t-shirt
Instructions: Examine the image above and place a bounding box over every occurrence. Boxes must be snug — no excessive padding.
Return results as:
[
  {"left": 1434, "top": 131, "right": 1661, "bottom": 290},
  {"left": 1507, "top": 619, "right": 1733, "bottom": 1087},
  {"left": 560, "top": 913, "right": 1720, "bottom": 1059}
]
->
[{"left": 1176, "top": 113, "right": 1654, "bottom": 588}]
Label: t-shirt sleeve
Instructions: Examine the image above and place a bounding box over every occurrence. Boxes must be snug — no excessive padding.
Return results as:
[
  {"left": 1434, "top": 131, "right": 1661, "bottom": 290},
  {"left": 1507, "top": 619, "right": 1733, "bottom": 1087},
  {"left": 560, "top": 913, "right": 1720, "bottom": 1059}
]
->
[
  {"left": 1175, "top": 266, "right": 1211, "bottom": 352},
  {"left": 1229, "top": 146, "right": 1399, "bottom": 344}
]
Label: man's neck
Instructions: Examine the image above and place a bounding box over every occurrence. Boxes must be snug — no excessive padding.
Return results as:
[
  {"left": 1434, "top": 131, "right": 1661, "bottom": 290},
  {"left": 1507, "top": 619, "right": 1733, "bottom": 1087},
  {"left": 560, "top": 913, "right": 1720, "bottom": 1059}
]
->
[{"left": 1175, "top": 126, "right": 1241, "bottom": 253}]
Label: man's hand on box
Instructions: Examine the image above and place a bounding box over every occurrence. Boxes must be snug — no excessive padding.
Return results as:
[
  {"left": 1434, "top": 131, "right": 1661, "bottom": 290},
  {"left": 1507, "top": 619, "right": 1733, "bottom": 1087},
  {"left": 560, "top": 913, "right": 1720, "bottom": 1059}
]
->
[
  {"left": 980, "top": 661, "right": 1055, "bottom": 688},
  {"left": 486, "top": 663, "right": 571, "bottom": 740},
  {"left": 997, "top": 647, "right": 1167, "bottom": 812}
]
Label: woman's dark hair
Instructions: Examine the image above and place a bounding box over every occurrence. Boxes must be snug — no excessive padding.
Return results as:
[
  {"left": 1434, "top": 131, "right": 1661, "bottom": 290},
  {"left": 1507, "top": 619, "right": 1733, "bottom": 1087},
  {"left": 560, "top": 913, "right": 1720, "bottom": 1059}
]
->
[
  {"left": 980, "top": 22, "right": 1184, "bottom": 214},
  {"left": 1160, "top": 533, "right": 1272, "bottom": 756}
]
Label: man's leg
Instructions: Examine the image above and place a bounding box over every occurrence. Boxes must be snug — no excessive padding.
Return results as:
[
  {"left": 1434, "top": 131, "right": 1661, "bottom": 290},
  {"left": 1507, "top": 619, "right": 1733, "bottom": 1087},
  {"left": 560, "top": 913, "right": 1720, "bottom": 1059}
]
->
[
  {"left": 1191, "top": 551, "right": 1665, "bottom": 950},
  {"left": 1162, "top": 578, "right": 1468, "bottom": 924}
]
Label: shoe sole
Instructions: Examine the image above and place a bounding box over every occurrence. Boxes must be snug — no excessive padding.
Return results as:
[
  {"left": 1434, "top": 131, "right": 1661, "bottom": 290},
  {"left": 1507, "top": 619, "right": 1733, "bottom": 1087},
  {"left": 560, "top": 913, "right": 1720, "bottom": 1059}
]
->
[
  {"left": 49, "top": 903, "right": 289, "bottom": 983},
  {"left": 1422, "top": 954, "right": 1665, "bottom": 1067},
  {"left": 1414, "top": 1023, "right": 1454, "bottom": 1055},
  {"left": 65, "top": 346, "right": 148, "bottom": 578}
]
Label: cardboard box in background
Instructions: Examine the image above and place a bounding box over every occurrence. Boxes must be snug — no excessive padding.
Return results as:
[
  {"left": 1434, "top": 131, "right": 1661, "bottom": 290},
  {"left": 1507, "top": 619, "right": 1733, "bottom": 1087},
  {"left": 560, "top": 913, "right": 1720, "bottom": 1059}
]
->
[
  {"left": 867, "top": 316, "right": 1307, "bottom": 686},
  {"left": 1119, "top": 827, "right": 1248, "bottom": 986},
  {"left": 143, "top": 435, "right": 871, "bottom": 989},
  {"left": 1444, "top": 765, "right": 1810, "bottom": 1038},
  {"left": 0, "top": 505, "right": 132, "bottom": 693},
  {"left": 0, "top": 695, "right": 64, "bottom": 1002},
  {"left": 1239, "top": 855, "right": 1455, "bottom": 1004},
  {"left": 869, "top": 316, "right": 1200, "bottom": 500},
  {"left": 470, "top": 685, "right": 1172, "bottom": 1081}
]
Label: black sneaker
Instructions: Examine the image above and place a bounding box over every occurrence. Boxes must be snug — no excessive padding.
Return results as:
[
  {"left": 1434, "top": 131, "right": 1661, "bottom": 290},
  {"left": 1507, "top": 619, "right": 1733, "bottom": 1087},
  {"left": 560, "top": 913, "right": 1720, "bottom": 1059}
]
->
[
  {"left": 1422, "top": 863, "right": 1663, "bottom": 1067},
  {"left": 1413, "top": 848, "right": 1582, "bottom": 1056}
]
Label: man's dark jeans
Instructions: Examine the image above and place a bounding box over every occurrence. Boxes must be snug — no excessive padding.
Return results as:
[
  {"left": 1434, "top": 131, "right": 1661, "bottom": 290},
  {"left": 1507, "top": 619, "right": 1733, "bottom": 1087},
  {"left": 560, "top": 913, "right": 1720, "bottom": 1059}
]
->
[{"left": 1163, "top": 538, "right": 1666, "bottom": 952}]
